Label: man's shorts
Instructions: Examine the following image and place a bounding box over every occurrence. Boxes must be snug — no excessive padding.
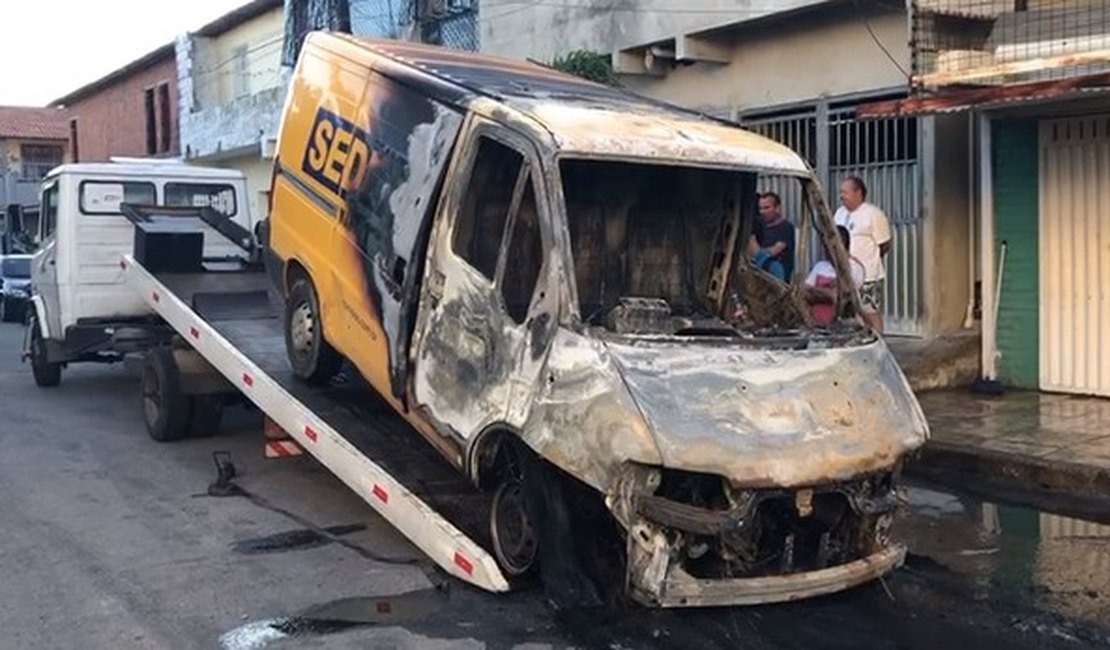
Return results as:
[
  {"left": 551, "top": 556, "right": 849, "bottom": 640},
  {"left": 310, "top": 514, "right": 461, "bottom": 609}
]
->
[{"left": 860, "top": 280, "right": 885, "bottom": 315}]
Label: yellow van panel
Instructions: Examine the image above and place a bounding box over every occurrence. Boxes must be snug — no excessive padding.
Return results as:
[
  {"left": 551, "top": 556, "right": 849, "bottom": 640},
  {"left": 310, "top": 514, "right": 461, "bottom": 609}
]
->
[{"left": 269, "top": 33, "right": 467, "bottom": 461}]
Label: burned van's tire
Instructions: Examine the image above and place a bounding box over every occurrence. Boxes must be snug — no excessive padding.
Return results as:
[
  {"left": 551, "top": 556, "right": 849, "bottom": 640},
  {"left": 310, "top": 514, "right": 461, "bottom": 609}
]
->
[
  {"left": 284, "top": 275, "right": 342, "bottom": 385},
  {"left": 187, "top": 395, "right": 224, "bottom": 438},
  {"left": 491, "top": 476, "right": 540, "bottom": 577},
  {"left": 526, "top": 456, "right": 624, "bottom": 610},
  {"left": 141, "top": 348, "right": 190, "bottom": 442},
  {"left": 29, "top": 316, "right": 61, "bottom": 388}
]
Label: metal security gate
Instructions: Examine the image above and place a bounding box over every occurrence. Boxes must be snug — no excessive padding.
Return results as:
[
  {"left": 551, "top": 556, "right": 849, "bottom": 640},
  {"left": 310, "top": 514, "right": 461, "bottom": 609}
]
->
[
  {"left": 827, "top": 103, "right": 923, "bottom": 335},
  {"left": 742, "top": 108, "right": 817, "bottom": 227},
  {"left": 742, "top": 96, "right": 925, "bottom": 335},
  {"left": 1039, "top": 116, "right": 1110, "bottom": 397}
]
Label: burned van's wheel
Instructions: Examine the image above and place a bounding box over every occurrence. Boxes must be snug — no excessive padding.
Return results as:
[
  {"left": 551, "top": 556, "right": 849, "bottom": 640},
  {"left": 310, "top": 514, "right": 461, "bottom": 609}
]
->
[
  {"left": 187, "top": 395, "right": 224, "bottom": 438},
  {"left": 491, "top": 477, "right": 539, "bottom": 577},
  {"left": 29, "top": 316, "right": 61, "bottom": 388},
  {"left": 284, "top": 276, "right": 342, "bottom": 385},
  {"left": 141, "top": 348, "right": 189, "bottom": 442}
]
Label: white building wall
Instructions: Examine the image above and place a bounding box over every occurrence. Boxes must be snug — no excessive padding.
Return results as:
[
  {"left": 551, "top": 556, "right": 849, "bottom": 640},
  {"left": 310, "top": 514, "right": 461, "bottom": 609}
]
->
[
  {"left": 621, "top": 11, "right": 910, "bottom": 115},
  {"left": 480, "top": 0, "right": 831, "bottom": 63}
]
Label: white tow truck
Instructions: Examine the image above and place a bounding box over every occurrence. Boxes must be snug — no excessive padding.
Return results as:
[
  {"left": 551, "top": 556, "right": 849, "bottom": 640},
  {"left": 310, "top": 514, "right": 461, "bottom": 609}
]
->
[
  {"left": 116, "top": 204, "right": 510, "bottom": 593},
  {"left": 22, "top": 160, "right": 509, "bottom": 594},
  {"left": 25, "top": 162, "right": 253, "bottom": 391}
]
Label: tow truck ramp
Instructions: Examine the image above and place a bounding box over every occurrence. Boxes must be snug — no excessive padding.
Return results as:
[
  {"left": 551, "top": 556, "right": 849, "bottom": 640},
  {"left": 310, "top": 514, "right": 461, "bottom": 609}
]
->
[{"left": 121, "top": 253, "right": 509, "bottom": 593}]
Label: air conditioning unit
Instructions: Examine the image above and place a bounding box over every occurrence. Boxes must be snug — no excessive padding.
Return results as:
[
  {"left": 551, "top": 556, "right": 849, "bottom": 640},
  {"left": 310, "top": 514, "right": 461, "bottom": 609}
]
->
[
  {"left": 936, "top": 49, "right": 995, "bottom": 73},
  {"left": 427, "top": 0, "right": 471, "bottom": 16}
]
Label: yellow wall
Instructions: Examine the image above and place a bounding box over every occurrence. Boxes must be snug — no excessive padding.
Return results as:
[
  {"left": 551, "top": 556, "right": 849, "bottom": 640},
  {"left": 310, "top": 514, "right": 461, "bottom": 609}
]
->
[{"left": 211, "top": 8, "right": 284, "bottom": 104}]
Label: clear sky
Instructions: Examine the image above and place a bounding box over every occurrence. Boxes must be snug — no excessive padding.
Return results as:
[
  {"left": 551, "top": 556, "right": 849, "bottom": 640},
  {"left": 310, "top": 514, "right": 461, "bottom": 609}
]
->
[{"left": 0, "top": 0, "right": 249, "bottom": 106}]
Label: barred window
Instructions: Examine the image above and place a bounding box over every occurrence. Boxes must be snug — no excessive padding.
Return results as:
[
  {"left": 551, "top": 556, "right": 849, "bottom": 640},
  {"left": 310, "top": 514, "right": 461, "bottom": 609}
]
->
[{"left": 20, "top": 144, "right": 64, "bottom": 181}]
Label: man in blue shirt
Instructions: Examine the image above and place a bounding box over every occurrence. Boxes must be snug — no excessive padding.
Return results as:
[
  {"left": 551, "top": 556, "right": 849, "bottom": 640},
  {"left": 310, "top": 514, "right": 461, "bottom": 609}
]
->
[{"left": 747, "top": 191, "right": 795, "bottom": 282}]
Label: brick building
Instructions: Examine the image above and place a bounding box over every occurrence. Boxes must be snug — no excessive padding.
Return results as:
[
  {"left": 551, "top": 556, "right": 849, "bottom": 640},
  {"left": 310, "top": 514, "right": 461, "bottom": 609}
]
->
[{"left": 50, "top": 44, "right": 180, "bottom": 162}]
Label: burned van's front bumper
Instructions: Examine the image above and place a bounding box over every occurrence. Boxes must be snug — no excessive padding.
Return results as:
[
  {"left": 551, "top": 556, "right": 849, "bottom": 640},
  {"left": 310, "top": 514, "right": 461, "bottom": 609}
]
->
[
  {"left": 629, "top": 540, "right": 905, "bottom": 607},
  {"left": 613, "top": 464, "right": 906, "bottom": 607}
]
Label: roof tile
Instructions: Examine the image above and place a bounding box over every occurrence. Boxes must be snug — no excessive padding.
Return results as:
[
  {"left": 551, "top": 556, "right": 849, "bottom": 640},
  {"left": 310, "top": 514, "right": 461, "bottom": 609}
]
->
[{"left": 0, "top": 106, "right": 68, "bottom": 141}]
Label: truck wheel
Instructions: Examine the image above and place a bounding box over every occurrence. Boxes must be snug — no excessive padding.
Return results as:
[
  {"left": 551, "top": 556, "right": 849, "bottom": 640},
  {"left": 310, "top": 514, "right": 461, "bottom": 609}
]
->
[
  {"left": 187, "top": 395, "right": 224, "bottom": 438},
  {"left": 141, "top": 348, "right": 189, "bottom": 442},
  {"left": 29, "top": 316, "right": 62, "bottom": 388},
  {"left": 284, "top": 276, "right": 341, "bottom": 384}
]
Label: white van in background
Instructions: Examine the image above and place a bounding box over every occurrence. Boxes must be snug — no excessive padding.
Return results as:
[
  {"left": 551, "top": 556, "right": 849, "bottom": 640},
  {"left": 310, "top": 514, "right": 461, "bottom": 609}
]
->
[{"left": 25, "top": 162, "right": 253, "bottom": 386}]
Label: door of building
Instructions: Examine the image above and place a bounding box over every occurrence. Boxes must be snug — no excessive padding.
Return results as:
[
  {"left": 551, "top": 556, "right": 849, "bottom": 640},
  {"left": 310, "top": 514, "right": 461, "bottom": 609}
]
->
[{"left": 1039, "top": 115, "right": 1110, "bottom": 396}]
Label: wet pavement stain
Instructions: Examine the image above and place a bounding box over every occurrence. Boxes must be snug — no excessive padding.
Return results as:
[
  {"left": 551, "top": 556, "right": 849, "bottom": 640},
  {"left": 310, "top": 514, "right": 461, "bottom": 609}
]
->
[
  {"left": 231, "top": 523, "right": 366, "bottom": 555},
  {"left": 898, "top": 484, "right": 1110, "bottom": 643},
  {"left": 219, "top": 587, "right": 448, "bottom": 650},
  {"left": 277, "top": 587, "right": 448, "bottom": 631}
]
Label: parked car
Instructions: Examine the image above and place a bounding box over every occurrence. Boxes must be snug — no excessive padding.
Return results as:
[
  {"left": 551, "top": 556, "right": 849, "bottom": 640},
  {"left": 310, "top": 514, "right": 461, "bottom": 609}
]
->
[{"left": 0, "top": 254, "right": 32, "bottom": 322}]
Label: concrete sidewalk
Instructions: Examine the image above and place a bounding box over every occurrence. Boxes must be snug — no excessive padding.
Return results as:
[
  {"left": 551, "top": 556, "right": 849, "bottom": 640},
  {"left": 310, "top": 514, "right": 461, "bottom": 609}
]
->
[
  {"left": 887, "top": 332, "right": 980, "bottom": 392},
  {"left": 909, "top": 390, "right": 1110, "bottom": 521}
]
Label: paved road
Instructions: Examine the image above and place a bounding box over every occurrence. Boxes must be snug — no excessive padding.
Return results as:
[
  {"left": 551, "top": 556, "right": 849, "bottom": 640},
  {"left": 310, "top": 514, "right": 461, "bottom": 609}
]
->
[{"left": 0, "top": 321, "right": 1107, "bottom": 649}]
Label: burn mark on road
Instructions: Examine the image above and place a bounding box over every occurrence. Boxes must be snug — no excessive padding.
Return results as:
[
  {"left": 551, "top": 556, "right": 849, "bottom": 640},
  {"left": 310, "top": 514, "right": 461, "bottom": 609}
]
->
[{"left": 231, "top": 523, "right": 367, "bottom": 555}]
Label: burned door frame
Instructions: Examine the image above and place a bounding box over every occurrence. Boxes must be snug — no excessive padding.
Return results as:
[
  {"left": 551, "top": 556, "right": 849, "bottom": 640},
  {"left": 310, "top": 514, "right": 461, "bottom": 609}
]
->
[
  {"left": 740, "top": 91, "right": 926, "bottom": 336},
  {"left": 338, "top": 73, "right": 466, "bottom": 402},
  {"left": 410, "top": 116, "right": 556, "bottom": 443}
]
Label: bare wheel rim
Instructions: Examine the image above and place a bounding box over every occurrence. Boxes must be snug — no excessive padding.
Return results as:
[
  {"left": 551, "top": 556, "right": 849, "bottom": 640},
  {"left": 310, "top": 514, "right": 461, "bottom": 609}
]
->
[
  {"left": 142, "top": 366, "right": 161, "bottom": 426},
  {"left": 491, "top": 478, "right": 538, "bottom": 576},
  {"left": 290, "top": 301, "right": 315, "bottom": 357}
]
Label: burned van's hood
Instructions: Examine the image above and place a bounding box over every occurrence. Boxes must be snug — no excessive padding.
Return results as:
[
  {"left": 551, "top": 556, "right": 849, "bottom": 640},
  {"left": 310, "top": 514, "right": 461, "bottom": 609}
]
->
[{"left": 603, "top": 336, "right": 928, "bottom": 487}]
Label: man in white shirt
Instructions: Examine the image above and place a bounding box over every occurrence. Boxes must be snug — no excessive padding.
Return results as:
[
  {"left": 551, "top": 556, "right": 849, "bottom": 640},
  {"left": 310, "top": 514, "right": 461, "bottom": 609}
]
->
[{"left": 834, "top": 176, "right": 892, "bottom": 333}]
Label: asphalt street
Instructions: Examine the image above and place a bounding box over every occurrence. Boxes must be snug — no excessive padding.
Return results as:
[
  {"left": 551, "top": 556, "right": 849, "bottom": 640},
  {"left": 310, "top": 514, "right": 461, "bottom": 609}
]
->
[{"left": 0, "top": 320, "right": 1107, "bottom": 649}]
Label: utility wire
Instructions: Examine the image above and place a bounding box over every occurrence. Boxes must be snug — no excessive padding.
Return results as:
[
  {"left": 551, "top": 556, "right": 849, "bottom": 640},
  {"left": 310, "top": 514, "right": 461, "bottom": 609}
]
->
[
  {"left": 192, "top": 36, "right": 284, "bottom": 77},
  {"left": 854, "top": 0, "right": 910, "bottom": 79}
]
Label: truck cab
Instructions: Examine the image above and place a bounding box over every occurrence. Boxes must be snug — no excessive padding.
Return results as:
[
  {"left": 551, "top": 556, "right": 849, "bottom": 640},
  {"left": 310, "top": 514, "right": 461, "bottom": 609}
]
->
[{"left": 27, "top": 162, "right": 251, "bottom": 386}]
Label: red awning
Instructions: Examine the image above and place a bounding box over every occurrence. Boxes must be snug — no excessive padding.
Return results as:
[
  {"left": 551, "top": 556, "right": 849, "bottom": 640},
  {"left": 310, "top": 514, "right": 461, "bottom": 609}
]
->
[{"left": 857, "top": 72, "right": 1110, "bottom": 118}]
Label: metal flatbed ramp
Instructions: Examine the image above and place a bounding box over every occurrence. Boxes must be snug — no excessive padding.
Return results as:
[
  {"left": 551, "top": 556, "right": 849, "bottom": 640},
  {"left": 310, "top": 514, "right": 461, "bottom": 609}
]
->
[{"left": 121, "top": 255, "right": 509, "bottom": 593}]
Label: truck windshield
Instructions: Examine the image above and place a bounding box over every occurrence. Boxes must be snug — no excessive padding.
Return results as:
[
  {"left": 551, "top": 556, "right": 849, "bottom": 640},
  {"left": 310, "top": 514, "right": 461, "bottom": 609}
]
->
[
  {"left": 164, "top": 182, "right": 237, "bottom": 217},
  {"left": 2, "top": 258, "right": 31, "bottom": 278}
]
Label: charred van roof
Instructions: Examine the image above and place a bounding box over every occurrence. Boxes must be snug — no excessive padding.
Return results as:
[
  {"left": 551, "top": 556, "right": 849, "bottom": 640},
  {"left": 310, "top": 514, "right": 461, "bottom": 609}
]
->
[
  {"left": 313, "top": 33, "right": 808, "bottom": 173},
  {"left": 326, "top": 34, "right": 662, "bottom": 109}
]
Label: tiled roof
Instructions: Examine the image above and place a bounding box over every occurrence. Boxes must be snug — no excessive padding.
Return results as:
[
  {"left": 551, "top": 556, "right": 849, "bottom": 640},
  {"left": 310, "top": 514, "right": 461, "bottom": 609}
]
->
[{"left": 0, "top": 106, "right": 68, "bottom": 140}]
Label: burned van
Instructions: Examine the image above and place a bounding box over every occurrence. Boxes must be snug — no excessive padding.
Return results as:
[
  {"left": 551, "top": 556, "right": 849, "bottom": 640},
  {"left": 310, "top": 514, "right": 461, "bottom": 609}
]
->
[{"left": 267, "top": 33, "right": 929, "bottom": 607}]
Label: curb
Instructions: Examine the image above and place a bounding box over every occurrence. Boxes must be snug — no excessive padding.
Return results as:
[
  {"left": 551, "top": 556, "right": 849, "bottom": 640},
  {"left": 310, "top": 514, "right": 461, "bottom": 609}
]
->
[{"left": 906, "top": 441, "right": 1110, "bottom": 523}]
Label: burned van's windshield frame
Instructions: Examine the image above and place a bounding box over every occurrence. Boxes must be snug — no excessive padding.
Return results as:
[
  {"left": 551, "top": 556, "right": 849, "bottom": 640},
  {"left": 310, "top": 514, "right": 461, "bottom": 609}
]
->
[{"left": 552, "top": 156, "right": 859, "bottom": 333}]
